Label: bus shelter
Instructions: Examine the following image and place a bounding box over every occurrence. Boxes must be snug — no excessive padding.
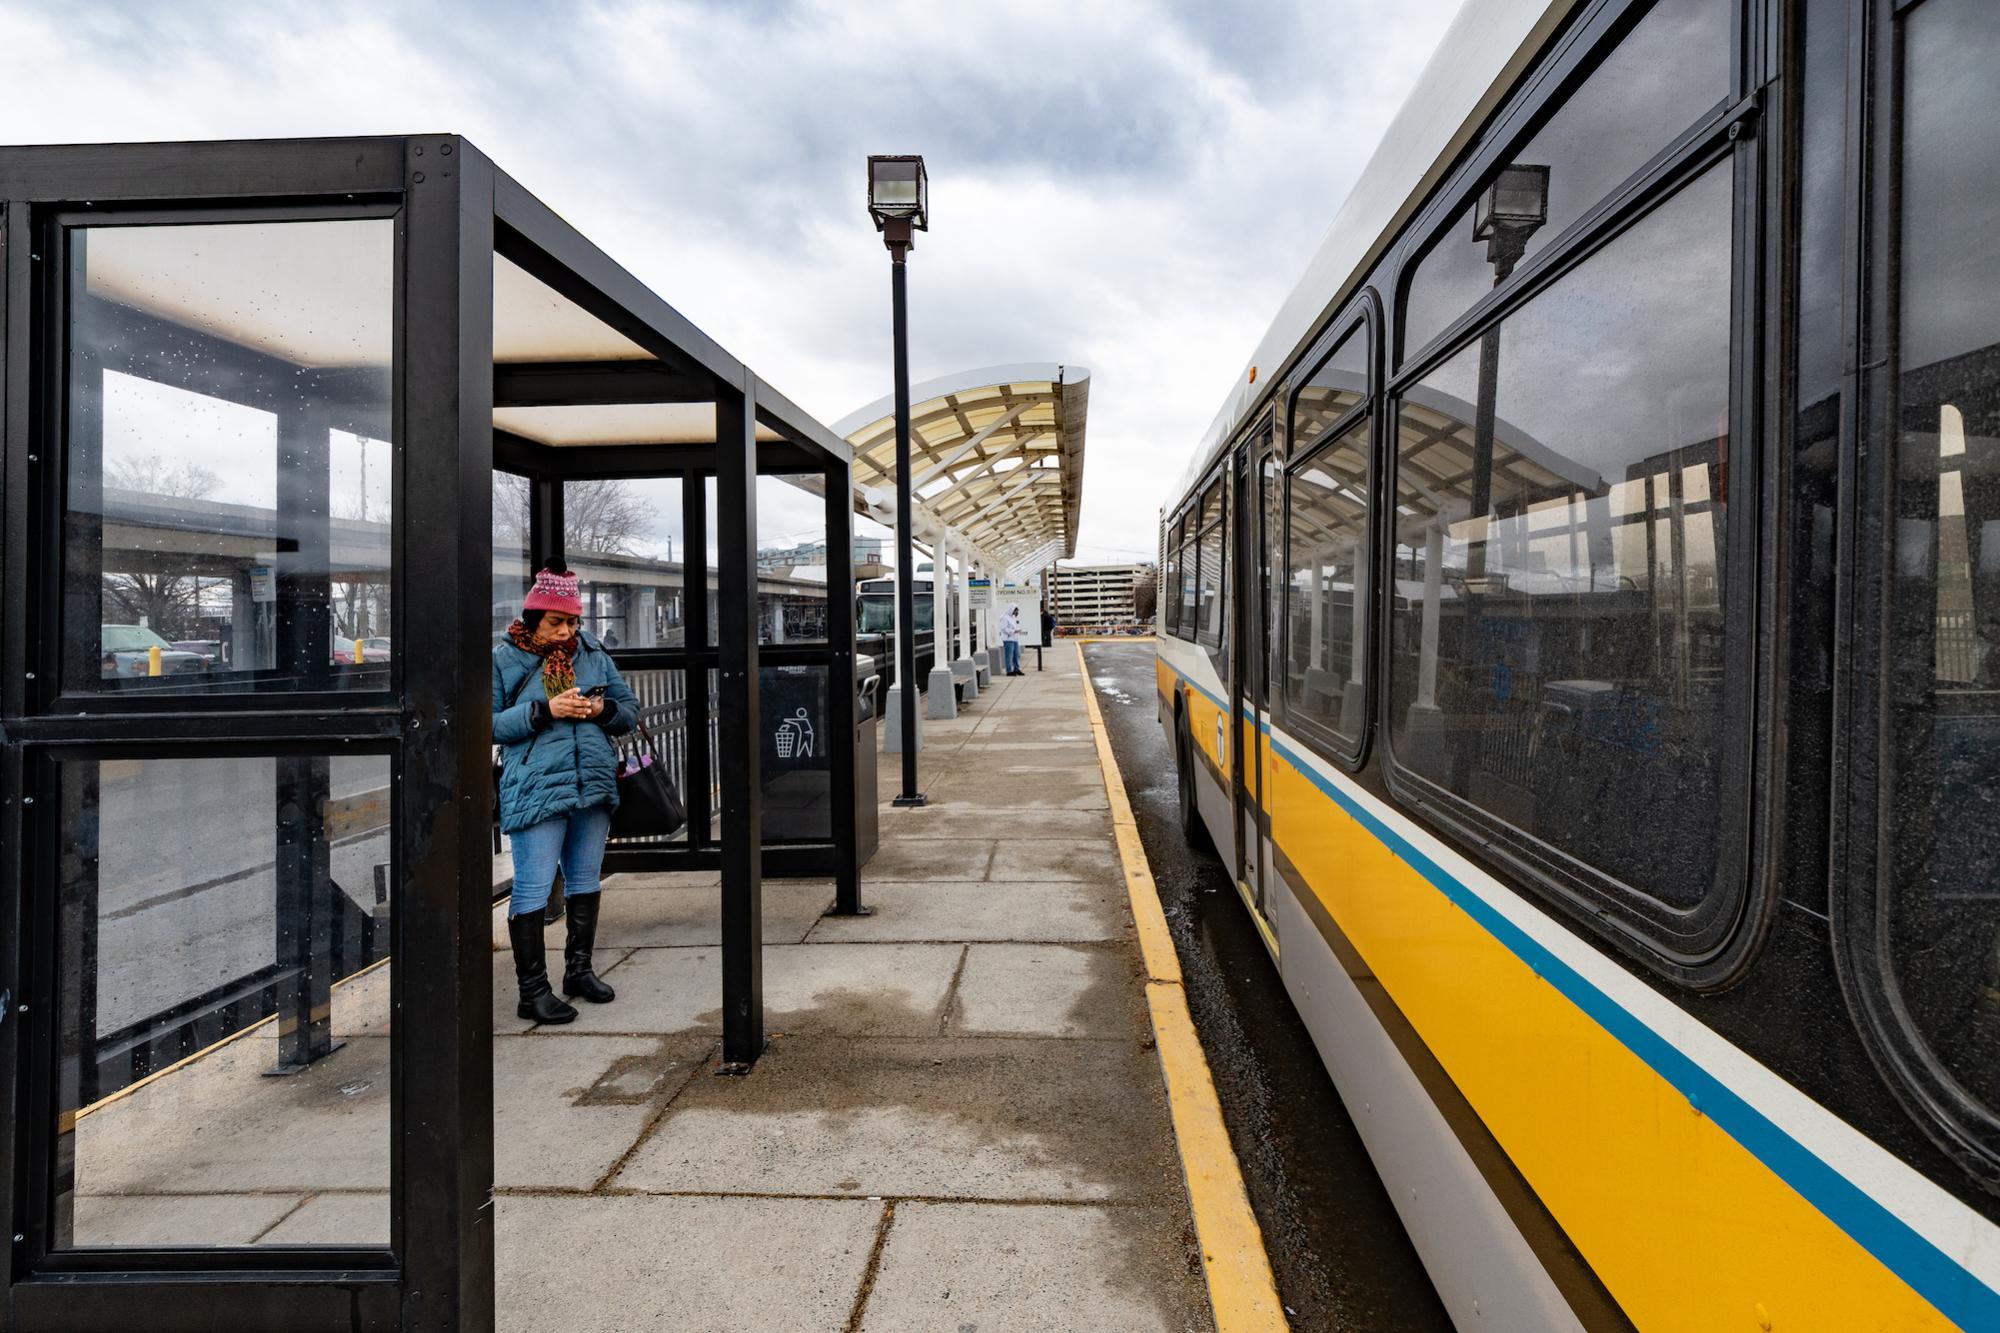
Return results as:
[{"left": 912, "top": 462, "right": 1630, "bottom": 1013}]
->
[{"left": 0, "top": 135, "right": 861, "bottom": 1329}]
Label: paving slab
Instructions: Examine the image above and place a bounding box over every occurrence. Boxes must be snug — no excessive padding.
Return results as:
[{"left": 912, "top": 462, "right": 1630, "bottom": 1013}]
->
[
  {"left": 332, "top": 961, "right": 392, "bottom": 1038},
  {"left": 589, "top": 878, "right": 835, "bottom": 947},
  {"left": 878, "top": 805, "right": 1113, "bottom": 842},
  {"left": 809, "top": 881, "right": 1127, "bottom": 943},
  {"left": 495, "top": 1195, "right": 882, "bottom": 1333},
  {"left": 614, "top": 1037, "right": 1187, "bottom": 1203},
  {"left": 859, "top": 1202, "right": 1210, "bottom": 1333},
  {"left": 69, "top": 1192, "right": 303, "bottom": 1248},
  {"left": 258, "top": 1192, "right": 392, "bottom": 1245},
  {"left": 987, "top": 837, "right": 1124, "bottom": 882},
  {"left": 923, "top": 772, "right": 1111, "bottom": 810},
  {"left": 949, "top": 944, "right": 1142, "bottom": 1039},
  {"left": 494, "top": 1033, "right": 701, "bottom": 1189},
  {"left": 553, "top": 943, "right": 962, "bottom": 1037},
  {"left": 74, "top": 1030, "right": 391, "bottom": 1205},
  {"left": 862, "top": 837, "right": 998, "bottom": 881}
]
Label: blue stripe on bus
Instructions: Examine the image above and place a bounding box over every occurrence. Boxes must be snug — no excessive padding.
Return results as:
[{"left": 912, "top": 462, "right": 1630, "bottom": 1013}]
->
[{"left": 1160, "top": 664, "right": 2000, "bottom": 1329}]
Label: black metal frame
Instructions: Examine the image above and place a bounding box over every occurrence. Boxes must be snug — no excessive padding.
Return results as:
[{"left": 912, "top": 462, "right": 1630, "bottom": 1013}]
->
[
  {"left": 1829, "top": 0, "right": 2000, "bottom": 1189},
  {"left": 0, "top": 134, "right": 861, "bottom": 1330},
  {"left": 1276, "top": 297, "right": 1380, "bottom": 773},
  {"left": 1227, "top": 415, "right": 1276, "bottom": 917}
]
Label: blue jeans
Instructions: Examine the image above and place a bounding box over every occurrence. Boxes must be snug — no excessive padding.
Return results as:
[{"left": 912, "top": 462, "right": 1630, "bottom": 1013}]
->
[
  {"left": 1003, "top": 640, "right": 1021, "bottom": 673},
  {"left": 508, "top": 805, "right": 611, "bottom": 918}
]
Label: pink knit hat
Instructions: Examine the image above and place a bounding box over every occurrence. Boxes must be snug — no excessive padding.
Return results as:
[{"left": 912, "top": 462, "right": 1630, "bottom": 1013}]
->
[{"left": 523, "top": 563, "right": 583, "bottom": 616}]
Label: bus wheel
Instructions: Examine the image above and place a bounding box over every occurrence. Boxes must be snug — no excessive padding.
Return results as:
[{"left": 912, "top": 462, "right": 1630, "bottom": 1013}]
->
[{"left": 1177, "top": 711, "right": 1213, "bottom": 856}]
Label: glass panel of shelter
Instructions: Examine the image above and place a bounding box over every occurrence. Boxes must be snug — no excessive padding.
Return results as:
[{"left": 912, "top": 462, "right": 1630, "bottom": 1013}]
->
[
  {"left": 40, "top": 211, "right": 404, "bottom": 1258},
  {"left": 63, "top": 218, "right": 396, "bottom": 697}
]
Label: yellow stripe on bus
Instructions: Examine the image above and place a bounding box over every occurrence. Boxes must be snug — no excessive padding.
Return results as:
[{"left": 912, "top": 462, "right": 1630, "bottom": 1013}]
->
[
  {"left": 1157, "top": 657, "right": 1965, "bottom": 1332},
  {"left": 1269, "top": 751, "right": 1965, "bottom": 1331}
]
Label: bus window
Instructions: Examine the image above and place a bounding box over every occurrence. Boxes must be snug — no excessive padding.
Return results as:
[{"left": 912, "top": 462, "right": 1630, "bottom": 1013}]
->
[
  {"left": 1178, "top": 511, "right": 1199, "bottom": 639},
  {"left": 1196, "top": 479, "right": 1227, "bottom": 660},
  {"left": 1388, "top": 162, "right": 1733, "bottom": 920},
  {"left": 1400, "top": 0, "right": 1732, "bottom": 363},
  {"left": 1870, "top": 0, "right": 2000, "bottom": 1127},
  {"left": 1286, "top": 418, "right": 1371, "bottom": 753}
]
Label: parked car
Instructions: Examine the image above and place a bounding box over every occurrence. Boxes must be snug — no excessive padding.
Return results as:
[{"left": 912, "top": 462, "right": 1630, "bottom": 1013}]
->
[
  {"left": 101, "top": 625, "right": 207, "bottom": 679},
  {"left": 170, "top": 639, "right": 226, "bottom": 666},
  {"left": 333, "top": 636, "right": 392, "bottom": 665}
]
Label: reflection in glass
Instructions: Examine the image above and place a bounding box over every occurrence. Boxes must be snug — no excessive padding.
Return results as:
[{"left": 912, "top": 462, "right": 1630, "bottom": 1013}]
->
[
  {"left": 57, "top": 755, "right": 393, "bottom": 1247},
  {"left": 1178, "top": 540, "right": 1199, "bottom": 637},
  {"left": 757, "top": 474, "right": 831, "bottom": 645},
  {"left": 563, "top": 476, "right": 688, "bottom": 649},
  {"left": 1882, "top": 0, "right": 2000, "bottom": 1118},
  {"left": 1197, "top": 507, "right": 1226, "bottom": 654},
  {"left": 1388, "top": 165, "right": 1732, "bottom": 910},
  {"left": 1401, "top": 0, "right": 1731, "bottom": 360},
  {"left": 1286, "top": 418, "right": 1371, "bottom": 748},
  {"left": 65, "top": 220, "right": 395, "bottom": 694},
  {"left": 1292, "top": 329, "right": 1367, "bottom": 459},
  {"left": 493, "top": 471, "right": 533, "bottom": 639}
]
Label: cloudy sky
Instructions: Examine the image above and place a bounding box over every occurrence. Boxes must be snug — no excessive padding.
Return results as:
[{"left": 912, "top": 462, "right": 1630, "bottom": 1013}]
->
[{"left": 2, "top": 0, "right": 1466, "bottom": 565}]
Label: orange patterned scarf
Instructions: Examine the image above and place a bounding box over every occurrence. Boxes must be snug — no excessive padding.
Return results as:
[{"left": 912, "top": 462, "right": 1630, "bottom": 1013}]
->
[{"left": 507, "top": 620, "right": 576, "bottom": 699}]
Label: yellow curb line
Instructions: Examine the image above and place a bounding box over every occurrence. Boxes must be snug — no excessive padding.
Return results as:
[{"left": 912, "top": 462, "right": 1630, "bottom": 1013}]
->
[{"left": 1076, "top": 643, "right": 1288, "bottom": 1332}]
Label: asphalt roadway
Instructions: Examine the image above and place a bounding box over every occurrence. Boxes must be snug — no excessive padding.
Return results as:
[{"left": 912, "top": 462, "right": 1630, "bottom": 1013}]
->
[{"left": 1084, "top": 640, "right": 1452, "bottom": 1333}]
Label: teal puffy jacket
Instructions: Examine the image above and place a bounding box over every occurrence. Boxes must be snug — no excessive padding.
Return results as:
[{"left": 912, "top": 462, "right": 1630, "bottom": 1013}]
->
[{"left": 492, "top": 631, "right": 642, "bottom": 834}]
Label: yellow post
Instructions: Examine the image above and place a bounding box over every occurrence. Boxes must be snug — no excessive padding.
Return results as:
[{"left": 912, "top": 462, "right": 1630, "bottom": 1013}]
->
[
  {"left": 354, "top": 638, "right": 366, "bottom": 664},
  {"left": 147, "top": 645, "right": 162, "bottom": 676}
]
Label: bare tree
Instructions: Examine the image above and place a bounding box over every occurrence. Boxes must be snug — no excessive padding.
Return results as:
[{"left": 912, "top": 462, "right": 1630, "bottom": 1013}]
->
[
  {"left": 101, "top": 454, "right": 224, "bottom": 639},
  {"left": 1132, "top": 565, "right": 1158, "bottom": 621},
  {"left": 492, "top": 473, "right": 654, "bottom": 558}
]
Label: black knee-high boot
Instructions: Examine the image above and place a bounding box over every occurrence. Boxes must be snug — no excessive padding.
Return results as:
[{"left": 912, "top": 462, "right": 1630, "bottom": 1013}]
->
[
  {"left": 509, "top": 913, "right": 578, "bottom": 1024},
  {"left": 561, "top": 893, "right": 616, "bottom": 1003}
]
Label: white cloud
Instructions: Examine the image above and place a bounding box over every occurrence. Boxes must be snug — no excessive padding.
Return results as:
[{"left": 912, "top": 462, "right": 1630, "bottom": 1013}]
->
[{"left": 0, "top": 0, "right": 1465, "bottom": 563}]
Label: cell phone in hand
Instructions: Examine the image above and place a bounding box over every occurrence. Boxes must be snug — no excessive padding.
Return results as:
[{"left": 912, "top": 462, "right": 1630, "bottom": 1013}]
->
[{"left": 583, "top": 684, "right": 609, "bottom": 698}]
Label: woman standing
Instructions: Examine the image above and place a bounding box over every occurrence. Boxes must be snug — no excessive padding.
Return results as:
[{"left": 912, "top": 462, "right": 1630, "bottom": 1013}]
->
[{"left": 493, "top": 561, "right": 641, "bottom": 1024}]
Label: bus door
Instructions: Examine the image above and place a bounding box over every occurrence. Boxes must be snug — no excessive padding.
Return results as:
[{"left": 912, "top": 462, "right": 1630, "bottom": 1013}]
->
[{"left": 1231, "top": 425, "right": 1277, "bottom": 927}]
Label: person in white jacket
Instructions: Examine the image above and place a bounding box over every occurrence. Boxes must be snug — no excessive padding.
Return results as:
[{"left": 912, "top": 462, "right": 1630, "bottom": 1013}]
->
[{"left": 1000, "top": 605, "right": 1024, "bottom": 676}]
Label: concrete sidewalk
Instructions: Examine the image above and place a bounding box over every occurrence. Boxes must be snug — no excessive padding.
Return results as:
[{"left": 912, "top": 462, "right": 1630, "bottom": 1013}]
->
[
  {"left": 486, "top": 644, "right": 1213, "bottom": 1331},
  {"left": 68, "top": 646, "right": 1216, "bottom": 1330}
]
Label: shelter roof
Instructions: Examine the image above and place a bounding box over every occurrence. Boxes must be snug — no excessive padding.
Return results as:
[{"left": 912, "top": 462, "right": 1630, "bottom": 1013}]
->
[{"left": 832, "top": 363, "right": 1088, "bottom": 572}]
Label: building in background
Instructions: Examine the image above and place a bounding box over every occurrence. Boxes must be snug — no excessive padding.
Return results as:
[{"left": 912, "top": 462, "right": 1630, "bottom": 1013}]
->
[
  {"left": 1048, "top": 562, "right": 1152, "bottom": 630},
  {"left": 758, "top": 536, "right": 885, "bottom": 575}
]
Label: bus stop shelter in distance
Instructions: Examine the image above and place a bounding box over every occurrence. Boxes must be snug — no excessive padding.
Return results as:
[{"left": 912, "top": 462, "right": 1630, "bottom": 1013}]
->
[{"left": 0, "top": 134, "right": 863, "bottom": 1330}]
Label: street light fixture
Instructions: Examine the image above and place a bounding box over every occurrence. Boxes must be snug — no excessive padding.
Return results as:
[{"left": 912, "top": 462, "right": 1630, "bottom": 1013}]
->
[
  {"left": 1471, "top": 163, "right": 1549, "bottom": 280},
  {"left": 867, "top": 155, "right": 929, "bottom": 238},
  {"left": 868, "top": 153, "right": 929, "bottom": 808},
  {"left": 1467, "top": 163, "right": 1548, "bottom": 586}
]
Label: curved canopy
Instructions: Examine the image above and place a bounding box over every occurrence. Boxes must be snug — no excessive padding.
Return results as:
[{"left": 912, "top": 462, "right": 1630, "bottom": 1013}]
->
[{"left": 833, "top": 363, "right": 1088, "bottom": 573}]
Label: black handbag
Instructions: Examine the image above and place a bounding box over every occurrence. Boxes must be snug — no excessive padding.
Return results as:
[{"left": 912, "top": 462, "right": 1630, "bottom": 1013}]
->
[{"left": 610, "top": 720, "right": 687, "bottom": 839}]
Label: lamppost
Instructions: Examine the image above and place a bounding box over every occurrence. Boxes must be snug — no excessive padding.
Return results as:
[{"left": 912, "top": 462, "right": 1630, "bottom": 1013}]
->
[
  {"left": 1467, "top": 164, "right": 1548, "bottom": 586},
  {"left": 868, "top": 153, "right": 929, "bottom": 808}
]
